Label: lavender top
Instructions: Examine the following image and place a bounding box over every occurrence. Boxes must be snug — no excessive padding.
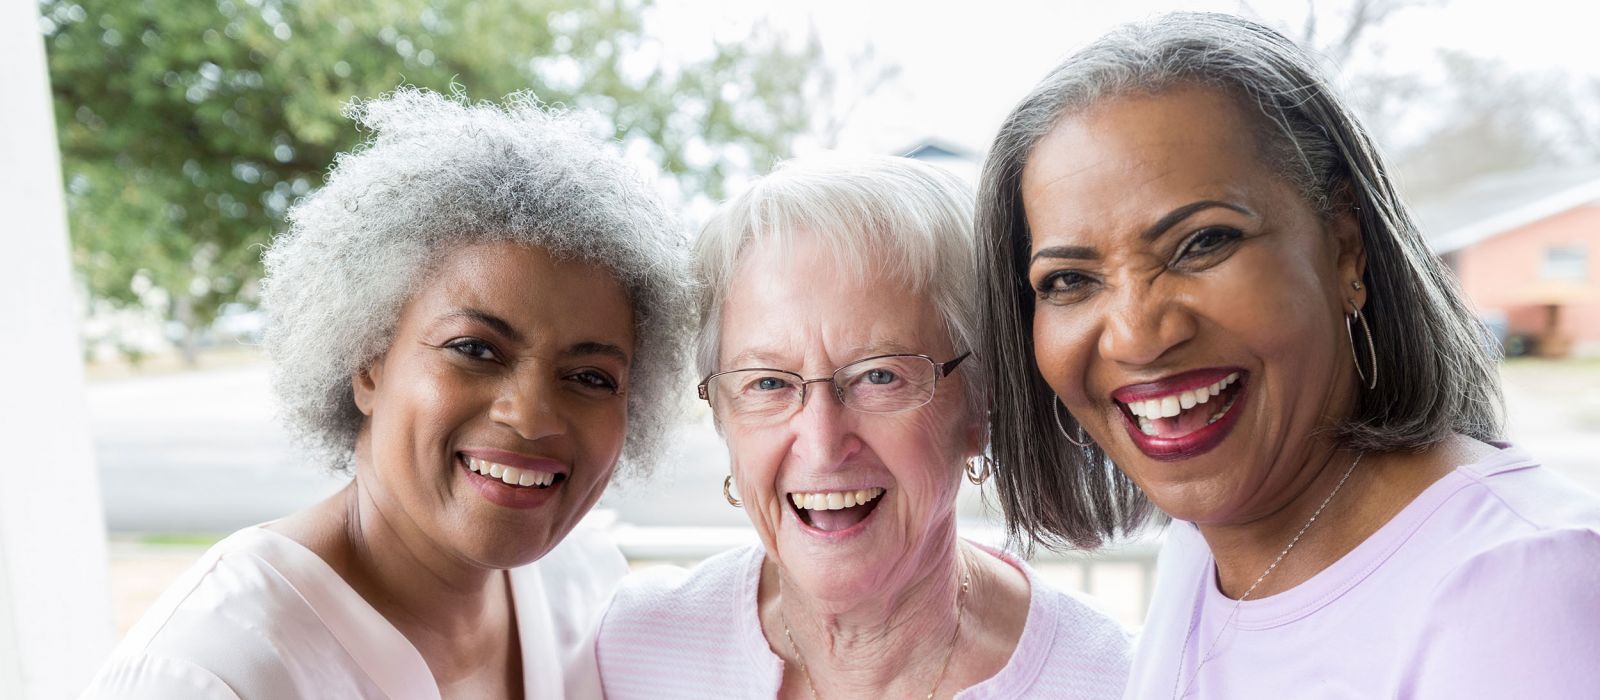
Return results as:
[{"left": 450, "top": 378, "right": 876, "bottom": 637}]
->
[
  {"left": 597, "top": 541, "right": 1132, "bottom": 699},
  {"left": 1125, "top": 446, "right": 1600, "bottom": 699}
]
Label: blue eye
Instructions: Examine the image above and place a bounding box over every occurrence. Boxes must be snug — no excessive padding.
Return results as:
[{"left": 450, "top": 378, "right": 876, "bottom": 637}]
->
[
  {"left": 865, "top": 369, "right": 897, "bottom": 385},
  {"left": 755, "top": 376, "right": 788, "bottom": 391}
]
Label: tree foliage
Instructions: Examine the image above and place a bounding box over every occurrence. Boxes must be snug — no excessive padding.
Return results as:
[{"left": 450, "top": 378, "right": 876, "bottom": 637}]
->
[{"left": 42, "top": 0, "right": 823, "bottom": 357}]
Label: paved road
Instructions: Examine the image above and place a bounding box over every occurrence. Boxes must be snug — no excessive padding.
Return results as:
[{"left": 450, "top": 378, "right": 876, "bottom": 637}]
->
[
  {"left": 87, "top": 364, "right": 881, "bottom": 533},
  {"left": 88, "top": 363, "right": 1594, "bottom": 534}
]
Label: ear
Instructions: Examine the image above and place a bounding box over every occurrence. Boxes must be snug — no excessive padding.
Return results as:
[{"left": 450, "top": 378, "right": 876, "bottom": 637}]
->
[
  {"left": 1329, "top": 205, "right": 1367, "bottom": 312},
  {"left": 351, "top": 355, "right": 385, "bottom": 417}
]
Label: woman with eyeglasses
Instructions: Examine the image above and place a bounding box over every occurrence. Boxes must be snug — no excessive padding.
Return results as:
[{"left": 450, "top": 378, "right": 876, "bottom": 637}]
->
[{"left": 595, "top": 154, "right": 1132, "bottom": 699}]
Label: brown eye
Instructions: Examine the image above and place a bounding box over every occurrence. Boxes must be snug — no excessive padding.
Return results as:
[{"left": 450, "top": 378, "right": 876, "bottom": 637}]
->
[
  {"left": 1176, "top": 227, "right": 1242, "bottom": 261},
  {"left": 446, "top": 338, "right": 498, "bottom": 361},
  {"left": 1035, "top": 269, "right": 1096, "bottom": 302}
]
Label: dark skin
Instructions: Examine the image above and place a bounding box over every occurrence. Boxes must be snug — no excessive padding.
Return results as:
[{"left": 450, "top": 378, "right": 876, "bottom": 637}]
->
[
  {"left": 1020, "top": 85, "right": 1495, "bottom": 598},
  {"left": 269, "top": 241, "right": 636, "bottom": 697}
]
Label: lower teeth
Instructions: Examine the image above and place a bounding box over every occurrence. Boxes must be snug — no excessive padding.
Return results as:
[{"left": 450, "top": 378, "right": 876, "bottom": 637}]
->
[{"left": 1136, "top": 393, "right": 1236, "bottom": 436}]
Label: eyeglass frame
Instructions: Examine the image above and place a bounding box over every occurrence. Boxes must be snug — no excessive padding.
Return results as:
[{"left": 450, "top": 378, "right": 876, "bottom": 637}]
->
[{"left": 695, "top": 351, "right": 972, "bottom": 417}]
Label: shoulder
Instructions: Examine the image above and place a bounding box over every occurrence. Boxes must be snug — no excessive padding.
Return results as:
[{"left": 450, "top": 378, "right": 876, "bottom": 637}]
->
[
  {"left": 601, "top": 544, "right": 759, "bottom": 637},
  {"left": 965, "top": 545, "right": 1131, "bottom": 699},
  {"left": 1028, "top": 573, "right": 1133, "bottom": 684},
  {"left": 82, "top": 654, "right": 243, "bottom": 700},
  {"left": 1450, "top": 447, "right": 1600, "bottom": 533},
  {"left": 596, "top": 545, "right": 770, "bottom": 695},
  {"left": 1399, "top": 527, "right": 1600, "bottom": 696},
  {"left": 85, "top": 528, "right": 337, "bottom": 697}
]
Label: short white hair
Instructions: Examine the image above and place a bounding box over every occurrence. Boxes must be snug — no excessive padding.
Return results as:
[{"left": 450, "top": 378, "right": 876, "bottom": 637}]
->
[
  {"left": 262, "top": 88, "right": 693, "bottom": 476},
  {"left": 694, "top": 154, "right": 984, "bottom": 414}
]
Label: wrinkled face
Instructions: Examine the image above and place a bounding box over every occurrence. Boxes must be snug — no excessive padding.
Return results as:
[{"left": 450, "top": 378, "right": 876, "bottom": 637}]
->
[
  {"left": 715, "top": 237, "right": 980, "bottom": 605},
  {"left": 353, "top": 240, "right": 634, "bottom": 569},
  {"left": 1020, "top": 86, "right": 1365, "bottom": 525}
]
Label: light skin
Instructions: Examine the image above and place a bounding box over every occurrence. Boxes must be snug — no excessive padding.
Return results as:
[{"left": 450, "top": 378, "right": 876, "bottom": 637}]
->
[
  {"left": 716, "top": 238, "right": 1030, "bottom": 699},
  {"left": 268, "top": 240, "right": 635, "bottom": 698},
  {"left": 1020, "top": 85, "right": 1495, "bottom": 598}
]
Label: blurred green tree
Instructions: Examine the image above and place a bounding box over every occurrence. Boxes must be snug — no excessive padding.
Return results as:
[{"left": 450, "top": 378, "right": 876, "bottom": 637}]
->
[{"left": 42, "top": 0, "right": 822, "bottom": 364}]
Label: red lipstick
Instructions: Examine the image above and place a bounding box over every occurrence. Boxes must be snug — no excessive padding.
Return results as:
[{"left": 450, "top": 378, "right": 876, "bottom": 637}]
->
[{"left": 1111, "top": 368, "right": 1247, "bottom": 462}]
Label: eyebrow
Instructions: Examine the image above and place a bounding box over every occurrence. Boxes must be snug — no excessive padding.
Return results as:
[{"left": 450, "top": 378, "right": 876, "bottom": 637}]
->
[
  {"left": 565, "top": 341, "right": 631, "bottom": 365},
  {"left": 724, "top": 341, "right": 919, "bottom": 370},
  {"left": 441, "top": 309, "right": 630, "bottom": 363},
  {"left": 442, "top": 309, "right": 523, "bottom": 344},
  {"left": 1028, "top": 199, "right": 1257, "bottom": 265}
]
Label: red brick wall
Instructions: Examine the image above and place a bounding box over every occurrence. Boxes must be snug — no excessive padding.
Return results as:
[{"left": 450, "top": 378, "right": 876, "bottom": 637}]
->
[{"left": 1448, "top": 203, "right": 1600, "bottom": 354}]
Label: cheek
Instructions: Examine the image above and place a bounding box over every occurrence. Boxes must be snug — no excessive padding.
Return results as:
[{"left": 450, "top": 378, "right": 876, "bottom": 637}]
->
[{"left": 1031, "top": 306, "right": 1093, "bottom": 401}]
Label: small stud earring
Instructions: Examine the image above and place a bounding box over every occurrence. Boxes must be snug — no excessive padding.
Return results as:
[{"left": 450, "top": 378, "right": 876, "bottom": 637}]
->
[{"left": 1352, "top": 280, "right": 1363, "bottom": 291}]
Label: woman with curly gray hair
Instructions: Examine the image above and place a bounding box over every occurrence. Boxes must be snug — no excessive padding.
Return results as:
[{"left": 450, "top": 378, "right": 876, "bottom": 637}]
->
[{"left": 85, "top": 89, "right": 692, "bottom": 699}]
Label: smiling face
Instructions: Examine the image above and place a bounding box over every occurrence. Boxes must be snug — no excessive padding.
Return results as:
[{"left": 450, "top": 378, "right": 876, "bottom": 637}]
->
[
  {"left": 1021, "top": 86, "right": 1366, "bottom": 525},
  {"left": 352, "top": 240, "right": 634, "bottom": 569},
  {"left": 715, "top": 236, "right": 981, "bottom": 606}
]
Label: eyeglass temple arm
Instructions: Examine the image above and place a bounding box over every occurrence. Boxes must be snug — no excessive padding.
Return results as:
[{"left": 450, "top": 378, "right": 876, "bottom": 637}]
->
[{"left": 938, "top": 351, "right": 973, "bottom": 377}]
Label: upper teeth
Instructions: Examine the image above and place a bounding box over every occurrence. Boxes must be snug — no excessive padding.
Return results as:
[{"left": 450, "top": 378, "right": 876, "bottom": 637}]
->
[
  {"left": 1126, "top": 372, "right": 1239, "bottom": 419},
  {"left": 466, "top": 456, "right": 557, "bottom": 488},
  {"left": 790, "top": 488, "right": 885, "bottom": 511}
]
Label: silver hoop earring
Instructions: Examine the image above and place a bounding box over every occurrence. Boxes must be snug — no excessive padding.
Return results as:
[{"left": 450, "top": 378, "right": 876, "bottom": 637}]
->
[
  {"left": 1051, "top": 393, "right": 1093, "bottom": 448},
  {"left": 964, "top": 455, "right": 993, "bottom": 485},
  {"left": 1346, "top": 302, "right": 1378, "bottom": 391},
  {"left": 723, "top": 474, "right": 742, "bottom": 508}
]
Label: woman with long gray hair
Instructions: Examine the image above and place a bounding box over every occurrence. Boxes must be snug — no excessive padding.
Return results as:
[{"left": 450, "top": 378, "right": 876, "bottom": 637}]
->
[
  {"left": 975, "top": 12, "right": 1600, "bottom": 698},
  {"left": 85, "top": 89, "right": 692, "bottom": 698}
]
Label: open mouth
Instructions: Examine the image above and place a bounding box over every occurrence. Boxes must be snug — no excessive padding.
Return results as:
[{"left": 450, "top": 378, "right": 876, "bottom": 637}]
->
[
  {"left": 1118, "top": 371, "right": 1244, "bottom": 439},
  {"left": 463, "top": 455, "right": 565, "bottom": 489},
  {"left": 789, "top": 488, "right": 885, "bottom": 533}
]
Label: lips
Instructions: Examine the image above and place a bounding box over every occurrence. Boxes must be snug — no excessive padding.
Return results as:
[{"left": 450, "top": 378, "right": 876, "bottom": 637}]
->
[
  {"left": 458, "top": 448, "right": 568, "bottom": 509},
  {"left": 787, "top": 486, "right": 886, "bottom": 537},
  {"left": 1111, "top": 368, "right": 1247, "bottom": 461}
]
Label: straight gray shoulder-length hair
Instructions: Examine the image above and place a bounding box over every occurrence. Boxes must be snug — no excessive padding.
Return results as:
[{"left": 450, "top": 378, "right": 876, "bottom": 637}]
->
[
  {"left": 976, "top": 12, "right": 1504, "bottom": 551},
  {"left": 262, "top": 88, "right": 693, "bottom": 476}
]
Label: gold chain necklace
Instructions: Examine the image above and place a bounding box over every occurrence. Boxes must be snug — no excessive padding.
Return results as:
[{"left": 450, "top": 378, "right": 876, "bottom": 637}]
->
[
  {"left": 1171, "top": 451, "right": 1364, "bottom": 699},
  {"left": 779, "top": 561, "right": 972, "bottom": 700}
]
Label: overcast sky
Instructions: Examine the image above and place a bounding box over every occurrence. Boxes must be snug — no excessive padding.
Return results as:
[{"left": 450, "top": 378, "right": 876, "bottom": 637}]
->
[{"left": 654, "top": 0, "right": 1600, "bottom": 156}]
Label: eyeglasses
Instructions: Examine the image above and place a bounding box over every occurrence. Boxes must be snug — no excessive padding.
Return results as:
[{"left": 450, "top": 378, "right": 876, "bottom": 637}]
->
[{"left": 697, "top": 352, "right": 971, "bottom": 426}]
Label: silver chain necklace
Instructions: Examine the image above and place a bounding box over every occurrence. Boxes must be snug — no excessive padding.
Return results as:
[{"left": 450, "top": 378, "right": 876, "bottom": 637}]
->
[
  {"left": 1171, "top": 451, "right": 1364, "bottom": 700},
  {"left": 779, "top": 559, "right": 971, "bottom": 700}
]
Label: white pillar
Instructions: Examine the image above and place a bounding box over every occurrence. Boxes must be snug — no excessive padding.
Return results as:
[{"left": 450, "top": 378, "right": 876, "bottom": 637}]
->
[{"left": 0, "top": 1, "right": 117, "bottom": 697}]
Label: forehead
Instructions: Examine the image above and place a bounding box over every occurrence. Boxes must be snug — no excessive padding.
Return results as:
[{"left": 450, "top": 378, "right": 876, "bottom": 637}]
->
[
  {"left": 1020, "top": 87, "right": 1278, "bottom": 229},
  {"left": 405, "top": 240, "right": 635, "bottom": 346},
  {"left": 717, "top": 237, "right": 949, "bottom": 368}
]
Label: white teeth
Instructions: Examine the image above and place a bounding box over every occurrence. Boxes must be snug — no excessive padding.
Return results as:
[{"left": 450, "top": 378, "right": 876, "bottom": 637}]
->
[
  {"left": 1159, "top": 396, "right": 1181, "bottom": 418},
  {"left": 1138, "top": 416, "right": 1157, "bottom": 436},
  {"left": 465, "top": 456, "right": 558, "bottom": 488},
  {"left": 1124, "top": 374, "right": 1242, "bottom": 422},
  {"left": 791, "top": 488, "right": 885, "bottom": 510}
]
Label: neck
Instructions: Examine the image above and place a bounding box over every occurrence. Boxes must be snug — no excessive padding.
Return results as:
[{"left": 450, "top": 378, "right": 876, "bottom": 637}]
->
[
  {"left": 767, "top": 537, "right": 970, "bottom": 697},
  {"left": 307, "top": 442, "right": 514, "bottom": 686},
  {"left": 1194, "top": 445, "right": 1366, "bottom": 599}
]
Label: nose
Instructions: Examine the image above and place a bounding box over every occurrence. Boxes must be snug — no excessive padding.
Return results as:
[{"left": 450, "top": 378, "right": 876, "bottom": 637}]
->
[
  {"left": 1098, "top": 283, "right": 1197, "bottom": 368},
  {"left": 488, "top": 372, "right": 568, "bottom": 442},
  {"left": 788, "top": 382, "right": 862, "bottom": 470}
]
